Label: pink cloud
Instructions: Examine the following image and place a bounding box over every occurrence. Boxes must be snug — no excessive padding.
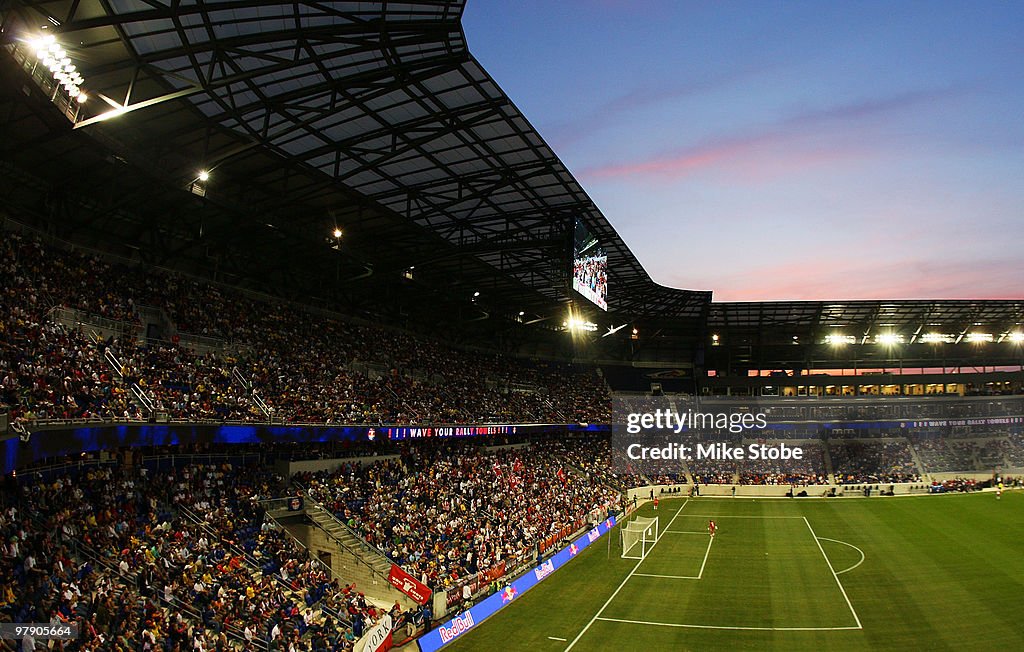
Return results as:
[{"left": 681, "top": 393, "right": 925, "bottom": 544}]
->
[
  {"left": 577, "top": 86, "right": 971, "bottom": 182},
  {"left": 674, "top": 256, "right": 1024, "bottom": 302}
]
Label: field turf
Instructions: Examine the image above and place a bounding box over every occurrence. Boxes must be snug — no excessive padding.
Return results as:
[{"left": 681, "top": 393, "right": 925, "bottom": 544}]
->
[{"left": 444, "top": 492, "right": 1024, "bottom": 651}]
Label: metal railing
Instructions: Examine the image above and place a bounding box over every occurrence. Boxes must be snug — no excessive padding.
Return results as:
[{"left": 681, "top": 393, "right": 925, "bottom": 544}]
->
[
  {"left": 47, "top": 306, "right": 139, "bottom": 340},
  {"left": 232, "top": 367, "right": 273, "bottom": 420},
  {"left": 293, "top": 482, "right": 393, "bottom": 582},
  {"left": 101, "top": 346, "right": 156, "bottom": 414}
]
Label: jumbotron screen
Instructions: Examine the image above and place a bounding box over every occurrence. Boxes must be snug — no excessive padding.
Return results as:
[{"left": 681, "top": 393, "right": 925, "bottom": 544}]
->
[{"left": 572, "top": 219, "right": 608, "bottom": 311}]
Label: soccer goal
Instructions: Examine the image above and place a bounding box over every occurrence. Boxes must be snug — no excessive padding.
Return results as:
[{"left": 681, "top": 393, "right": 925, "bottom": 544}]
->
[{"left": 621, "top": 516, "right": 660, "bottom": 559}]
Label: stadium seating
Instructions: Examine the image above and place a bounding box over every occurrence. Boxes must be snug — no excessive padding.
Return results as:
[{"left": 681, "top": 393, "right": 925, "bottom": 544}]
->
[
  {"left": 0, "top": 459, "right": 413, "bottom": 651},
  {"left": 1, "top": 231, "right": 610, "bottom": 428},
  {"left": 829, "top": 440, "right": 921, "bottom": 484},
  {"left": 298, "top": 439, "right": 619, "bottom": 591}
]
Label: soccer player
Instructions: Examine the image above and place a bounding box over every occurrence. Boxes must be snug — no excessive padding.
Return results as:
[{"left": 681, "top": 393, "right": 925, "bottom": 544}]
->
[
  {"left": 708, "top": 520, "right": 717, "bottom": 537},
  {"left": 996, "top": 482, "right": 1003, "bottom": 500},
  {"left": 653, "top": 496, "right": 659, "bottom": 511}
]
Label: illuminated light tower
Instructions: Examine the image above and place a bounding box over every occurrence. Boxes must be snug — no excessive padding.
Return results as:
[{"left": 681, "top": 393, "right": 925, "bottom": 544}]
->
[{"left": 331, "top": 228, "right": 343, "bottom": 280}]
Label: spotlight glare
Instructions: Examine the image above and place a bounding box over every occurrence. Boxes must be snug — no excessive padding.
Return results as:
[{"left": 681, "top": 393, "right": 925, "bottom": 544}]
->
[
  {"left": 825, "top": 334, "right": 856, "bottom": 346},
  {"left": 1008, "top": 332, "right": 1024, "bottom": 343},
  {"left": 331, "top": 227, "right": 342, "bottom": 239},
  {"left": 198, "top": 170, "right": 210, "bottom": 182},
  {"left": 874, "top": 333, "right": 904, "bottom": 345}
]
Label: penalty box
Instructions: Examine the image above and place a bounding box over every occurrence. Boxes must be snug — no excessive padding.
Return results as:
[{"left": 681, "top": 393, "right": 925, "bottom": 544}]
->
[{"left": 601, "top": 514, "right": 862, "bottom": 631}]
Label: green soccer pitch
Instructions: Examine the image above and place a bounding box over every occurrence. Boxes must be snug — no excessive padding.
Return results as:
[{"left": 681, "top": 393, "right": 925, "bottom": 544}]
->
[{"left": 443, "top": 492, "right": 1024, "bottom": 651}]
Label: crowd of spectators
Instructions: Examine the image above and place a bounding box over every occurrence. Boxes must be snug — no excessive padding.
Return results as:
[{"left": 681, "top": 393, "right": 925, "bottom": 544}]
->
[
  {"left": 0, "top": 231, "right": 610, "bottom": 428},
  {"left": 546, "top": 434, "right": 648, "bottom": 490},
  {"left": 913, "top": 438, "right": 977, "bottom": 473},
  {"left": 1006, "top": 434, "right": 1024, "bottom": 468},
  {"left": 0, "top": 458, "right": 407, "bottom": 651},
  {"left": 690, "top": 459, "right": 737, "bottom": 485},
  {"left": 739, "top": 442, "right": 829, "bottom": 485},
  {"left": 830, "top": 440, "right": 921, "bottom": 484},
  {"left": 932, "top": 477, "right": 980, "bottom": 493},
  {"left": 298, "top": 439, "right": 619, "bottom": 592}
]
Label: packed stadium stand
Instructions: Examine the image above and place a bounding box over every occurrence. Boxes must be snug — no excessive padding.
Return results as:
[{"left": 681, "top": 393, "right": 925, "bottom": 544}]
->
[{"left": 1, "top": 230, "right": 611, "bottom": 429}]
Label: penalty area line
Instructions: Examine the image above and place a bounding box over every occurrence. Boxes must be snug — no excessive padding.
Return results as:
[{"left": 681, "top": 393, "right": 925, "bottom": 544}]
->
[
  {"left": 696, "top": 534, "right": 714, "bottom": 579},
  {"left": 563, "top": 499, "right": 690, "bottom": 651},
  {"left": 594, "top": 617, "right": 862, "bottom": 632},
  {"left": 804, "top": 517, "right": 863, "bottom": 629},
  {"left": 547, "top": 636, "right": 567, "bottom": 642}
]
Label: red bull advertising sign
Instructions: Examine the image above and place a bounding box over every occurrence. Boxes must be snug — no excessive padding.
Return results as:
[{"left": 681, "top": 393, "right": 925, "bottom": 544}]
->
[{"left": 417, "top": 515, "right": 618, "bottom": 652}]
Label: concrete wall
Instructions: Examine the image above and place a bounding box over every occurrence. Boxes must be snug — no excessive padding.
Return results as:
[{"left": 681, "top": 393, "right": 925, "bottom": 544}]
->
[
  {"left": 285, "top": 522, "right": 414, "bottom": 608},
  {"left": 624, "top": 481, "right": 933, "bottom": 503},
  {"left": 274, "top": 454, "right": 400, "bottom": 477},
  {"left": 929, "top": 472, "right": 1001, "bottom": 482}
]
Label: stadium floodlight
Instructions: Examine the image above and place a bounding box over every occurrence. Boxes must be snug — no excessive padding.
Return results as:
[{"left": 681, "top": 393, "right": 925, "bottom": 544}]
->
[
  {"left": 77, "top": 92, "right": 87, "bottom": 103},
  {"left": 198, "top": 170, "right": 210, "bottom": 182},
  {"left": 1008, "top": 332, "right": 1024, "bottom": 343},
  {"left": 874, "top": 333, "right": 904, "bottom": 346},
  {"left": 28, "top": 34, "right": 87, "bottom": 103},
  {"left": 565, "top": 317, "right": 598, "bottom": 332},
  {"left": 473, "top": 291, "right": 480, "bottom": 297},
  {"left": 622, "top": 516, "right": 659, "bottom": 559},
  {"left": 965, "top": 333, "right": 993, "bottom": 344},
  {"left": 825, "top": 334, "right": 856, "bottom": 346},
  {"left": 921, "top": 333, "right": 954, "bottom": 344},
  {"left": 518, "top": 311, "right": 525, "bottom": 316}
]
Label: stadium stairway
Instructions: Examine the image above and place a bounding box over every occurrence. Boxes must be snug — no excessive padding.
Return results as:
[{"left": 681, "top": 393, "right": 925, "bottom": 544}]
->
[
  {"left": 283, "top": 497, "right": 413, "bottom": 608},
  {"left": 905, "top": 438, "right": 931, "bottom": 480},
  {"left": 822, "top": 441, "right": 836, "bottom": 478}
]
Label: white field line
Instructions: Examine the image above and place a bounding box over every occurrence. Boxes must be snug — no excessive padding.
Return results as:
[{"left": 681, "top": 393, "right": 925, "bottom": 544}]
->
[
  {"left": 595, "top": 617, "right": 862, "bottom": 632},
  {"left": 563, "top": 499, "right": 690, "bottom": 651},
  {"left": 816, "top": 536, "right": 866, "bottom": 575},
  {"left": 634, "top": 573, "right": 700, "bottom": 580},
  {"left": 804, "top": 517, "right": 863, "bottom": 629},
  {"left": 675, "top": 514, "right": 804, "bottom": 519},
  {"left": 696, "top": 535, "right": 714, "bottom": 579}
]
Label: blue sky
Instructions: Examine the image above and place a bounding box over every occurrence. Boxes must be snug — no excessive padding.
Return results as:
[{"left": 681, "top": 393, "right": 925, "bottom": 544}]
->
[{"left": 462, "top": 0, "right": 1024, "bottom": 301}]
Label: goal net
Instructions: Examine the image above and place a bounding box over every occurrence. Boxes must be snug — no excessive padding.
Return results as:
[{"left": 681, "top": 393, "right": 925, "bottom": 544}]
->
[{"left": 621, "top": 516, "right": 659, "bottom": 559}]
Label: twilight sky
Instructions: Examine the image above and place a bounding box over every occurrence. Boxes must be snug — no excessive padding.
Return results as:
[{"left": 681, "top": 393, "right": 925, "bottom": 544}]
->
[{"left": 462, "top": 0, "right": 1024, "bottom": 301}]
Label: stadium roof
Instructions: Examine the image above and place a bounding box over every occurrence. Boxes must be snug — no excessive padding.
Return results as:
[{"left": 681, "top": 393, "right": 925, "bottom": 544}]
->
[
  {"left": 2, "top": 0, "right": 1020, "bottom": 366},
  {"left": 0, "top": 0, "right": 709, "bottom": 324},
  {"left": 709, "top": 300, "right": 1024, "bottom": 340}
]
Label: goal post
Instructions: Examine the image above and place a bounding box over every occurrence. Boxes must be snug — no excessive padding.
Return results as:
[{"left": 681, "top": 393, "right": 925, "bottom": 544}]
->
[{"left": 621, "top": 516, "right": 660, "bottom": 559}]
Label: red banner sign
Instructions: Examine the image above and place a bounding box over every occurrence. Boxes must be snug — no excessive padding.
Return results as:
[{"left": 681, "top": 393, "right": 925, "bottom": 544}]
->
[
  {"left": 388, "top": 564, "right": 432, "bottom": 605},
  {"left": 480, "top": 561, "right": 506, "bottom": 583}
]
